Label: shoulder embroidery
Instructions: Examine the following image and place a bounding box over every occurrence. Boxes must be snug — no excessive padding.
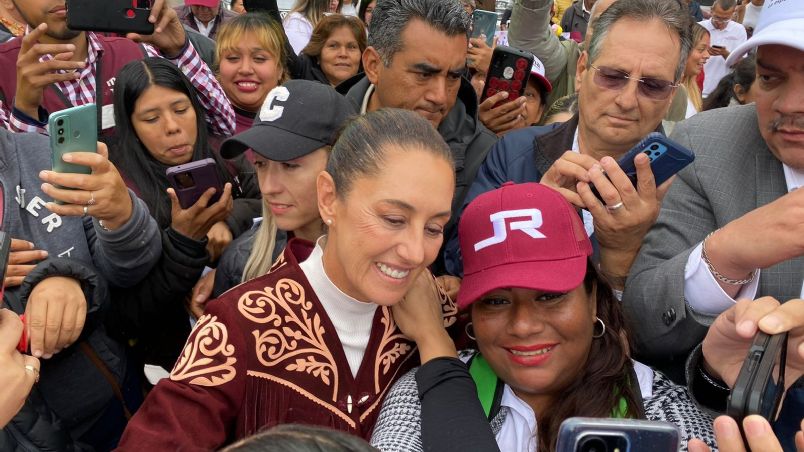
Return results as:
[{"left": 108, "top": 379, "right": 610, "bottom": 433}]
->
[
  {"left": 237, "top": 278, "right": 340, "bottom": 401},
  {"left": 437, "top": 277, "right": 458, "bottom": 328},
  {"left": 269, "top": 252, "right": 287, "bottom": 272},
  {"left": 373, "top": 307, "right": 412, "bottom": 394},
  {"left": 170, "top": 314, "right": 237, "bottom": 386}
]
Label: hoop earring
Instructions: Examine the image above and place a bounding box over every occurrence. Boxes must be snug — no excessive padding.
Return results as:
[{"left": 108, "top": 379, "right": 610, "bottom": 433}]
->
[
  {"left": 465, "top": 322, "right": 476, "bottom": 341},
  {"left": 592, "top": 317, "right": 606, "bottom": 339}
]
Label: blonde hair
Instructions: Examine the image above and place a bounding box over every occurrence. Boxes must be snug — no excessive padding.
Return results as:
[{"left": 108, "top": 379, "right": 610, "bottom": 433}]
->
[
  {"left": 242, "top": 201, "right": 279, "bottom": 282},
  {"left": 215, "top": 12, "right": 290, "bottom": 84},
  {"left": 684, "top": 23, "right": 709, "bottom": 112},
  {"left": 289, "top": 0, "right": 330, "bottom": 29}
]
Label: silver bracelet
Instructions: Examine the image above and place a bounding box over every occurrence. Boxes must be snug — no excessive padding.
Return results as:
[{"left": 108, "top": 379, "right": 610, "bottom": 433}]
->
[
  {"left": 97, "top": 219, "right": 112, "bottom": 232},
  {"left": 701, "top": 231, "right": 756, "bottom": 286}
]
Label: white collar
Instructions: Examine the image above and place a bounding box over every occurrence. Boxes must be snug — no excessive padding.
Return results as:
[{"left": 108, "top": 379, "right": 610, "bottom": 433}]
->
[
  {"left": 361, "top": 84, "right": 375, "bottom": 115},
  {"left": 783, "top": 164, "right": 804, "bottom": 192}
]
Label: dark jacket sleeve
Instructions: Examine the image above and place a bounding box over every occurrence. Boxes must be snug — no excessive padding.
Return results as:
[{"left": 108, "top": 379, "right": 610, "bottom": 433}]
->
[
  {"left": 104, "top": 228, "right": 207, "bottom": 368},
  {"left": 417, "top": 358, "right": 500, "bottom": 452},
  {"left": 224, "top": 155, "right": 262, "bottom": 239},
  {"left": 0, "top": 388, "right": 93, "bottom": 451},
  {"left": 18, "top": 257, "right": 108, "bottom": 338}
]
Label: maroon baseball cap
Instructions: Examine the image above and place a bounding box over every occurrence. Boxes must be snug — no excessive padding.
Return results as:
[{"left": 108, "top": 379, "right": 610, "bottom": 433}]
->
[
  {"left": 185, "top": 0, "right": 220, "bottom": 7},
  {"left": 456, "top": 182, "right": 593, "bottom": 309}
]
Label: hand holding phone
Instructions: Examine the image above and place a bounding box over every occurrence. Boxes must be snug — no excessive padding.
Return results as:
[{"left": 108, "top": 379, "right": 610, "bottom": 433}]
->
[
  {"left": 727, "top": 332, "right": 788, "bottom": 425},
  {"left": 167, "top": 165, "right": 233, "bottom": 242},
  {"left": 480, "top": 46, "right": 534, "bottom": 106},
  {"left": 49, "top": 104, "right": 98, "bottom": 179}
]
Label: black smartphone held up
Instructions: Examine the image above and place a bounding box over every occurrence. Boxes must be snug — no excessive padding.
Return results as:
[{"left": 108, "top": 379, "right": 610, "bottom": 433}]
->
[
  {"left": 166, "top": 158, "right": 224, "bottom": 210},
  {"left": 727, "top": 332, "right": 788, "bottom": 425},
  {"left": 67, "top": 0, "right": 155, "bottom": 35},
  {"left": 591, "top": 132, "right": 695, "bottom": 201},
  {"left": 556, "top": 417, "right": 681, "bottom": 452},
  {"left": 480, "top": 46, "right": 534, "bottom": 107}
]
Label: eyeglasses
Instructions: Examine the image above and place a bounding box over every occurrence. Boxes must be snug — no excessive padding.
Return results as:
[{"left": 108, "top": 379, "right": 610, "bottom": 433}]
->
[
  {"left": 589, "top": 64, "right": 678, "bottom": 100},
  {"left": 711, "top": 15, "right": 731, "bottom": 24}
]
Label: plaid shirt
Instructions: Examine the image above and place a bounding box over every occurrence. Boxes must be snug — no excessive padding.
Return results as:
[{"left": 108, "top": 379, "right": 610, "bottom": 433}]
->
[{"left": 4, "top": 32, "right": 234, "bottom": 137}]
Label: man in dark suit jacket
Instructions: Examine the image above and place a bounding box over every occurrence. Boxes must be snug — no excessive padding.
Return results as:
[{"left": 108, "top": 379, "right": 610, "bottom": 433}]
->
[{"left": 624, "top": 0, "right": 804, "bottom": 446}]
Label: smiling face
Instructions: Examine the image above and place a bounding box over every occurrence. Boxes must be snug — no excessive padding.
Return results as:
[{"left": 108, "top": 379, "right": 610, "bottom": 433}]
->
[
  {"left": 364, "top": 19, "right": 467, "bottom": 129},
  {"left": 318, "top": 146, "right": 454, "bottom": 305},
  {"left": 685, "top": 33, "right": 710, "bottom": 79},
  {"left": 191, "top": 3, "right": 218, "bottom": 24},
  {"left": 471, "top": 284, "right": 596, "bottom": 412},
  {"left": 319, "top": 25, "right": 362, "bottom": 86},
  {"left": 218, "top": 32, "right": 283, "bottom": 112},
  {"left": 131, "top": 85, "right": 198, "bottom": 166},
  {"left": 754, "top": 45, "right": 804, "bottom": 170},
  {"left": 12, "top": 0, "right": 79, "bottom": 40},
  {"left": 576, "top": 17, "right": 679, "bottom": 158},
  {"left": 254, "top": 147, "right": 329, "bottom": 241}
]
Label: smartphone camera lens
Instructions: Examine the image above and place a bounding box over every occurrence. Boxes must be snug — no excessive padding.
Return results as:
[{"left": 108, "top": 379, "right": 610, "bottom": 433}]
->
[
  {"left": 56, "top": 118, "right": 64, "bottom": 126},
  {"left": 650, "top": 144, "right": 660, "bottom": 151},
  {"left": 57, "top": 128, "right": 64, "bottom": 136},
  {"left": 579, "top": 437, "right": 608, "bottom": 452},
  {"left": 57, "top": 137, "right": 65, "bottom": 144}
]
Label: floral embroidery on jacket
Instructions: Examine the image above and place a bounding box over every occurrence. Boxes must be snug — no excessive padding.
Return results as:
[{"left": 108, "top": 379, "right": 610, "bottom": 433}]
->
[{"left": 170, "top": 314, "right": 237, "bottom": 386}]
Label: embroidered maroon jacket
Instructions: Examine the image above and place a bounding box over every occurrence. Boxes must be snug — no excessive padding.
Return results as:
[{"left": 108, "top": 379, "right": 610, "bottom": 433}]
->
[{"left": 117, "top": 239, "right": 458, "bottom": 450}]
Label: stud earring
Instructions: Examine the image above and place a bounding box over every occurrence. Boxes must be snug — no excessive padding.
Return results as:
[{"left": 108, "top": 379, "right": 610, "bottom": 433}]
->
[{"left": 326, "top": 219, "right": 333, "bottom": 225}]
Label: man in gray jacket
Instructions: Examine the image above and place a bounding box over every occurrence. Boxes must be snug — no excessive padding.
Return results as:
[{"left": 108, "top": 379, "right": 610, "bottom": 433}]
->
[{"left": 0, "top": 129, "right": 161, "bottom": 449}]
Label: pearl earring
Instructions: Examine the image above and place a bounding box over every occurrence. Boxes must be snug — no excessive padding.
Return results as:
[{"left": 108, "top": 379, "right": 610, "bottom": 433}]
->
[{"left": 326, "top": 219, "right": 333, "bottom": 225}]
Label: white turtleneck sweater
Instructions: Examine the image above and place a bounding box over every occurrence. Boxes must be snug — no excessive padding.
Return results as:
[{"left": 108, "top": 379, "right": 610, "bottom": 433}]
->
[{"left": 299, "top": 240, "right": 378, "bottom": 377}]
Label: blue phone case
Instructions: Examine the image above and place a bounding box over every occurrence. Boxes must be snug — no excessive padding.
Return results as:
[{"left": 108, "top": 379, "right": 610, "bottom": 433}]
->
[{"left": 616, "top": 132, "right": 695, "bottom": 187}]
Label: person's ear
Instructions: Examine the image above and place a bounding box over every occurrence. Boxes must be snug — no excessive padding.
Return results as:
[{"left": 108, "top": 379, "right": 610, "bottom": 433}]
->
[
  {"left": 317, "top": 170, "right": 338, "bottom": 225},
  {"left": 363, "top": 46, "right": 383, "bottom": 86},
  {"left": 575, "top": 51, "right": 588, "bottom": 90},
  {"left": 733, "top": 83, "right": 747, "bottom": 104}
]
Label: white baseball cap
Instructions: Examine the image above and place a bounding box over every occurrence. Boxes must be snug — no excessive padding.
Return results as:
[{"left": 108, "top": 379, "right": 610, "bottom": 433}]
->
[
  {"left": 529, "top": 55, "right": 553, "bottom": 92},
  {"left": 726, "top": 0, "right": 804, "bottom": 67}
]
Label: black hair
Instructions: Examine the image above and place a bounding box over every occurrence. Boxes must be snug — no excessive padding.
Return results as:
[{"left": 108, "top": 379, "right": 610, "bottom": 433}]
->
[
  {"left": 222, "top": 424, "right": 379, "bottom": 452},
  {"left": 326, "top": 108, "right": 454, "bottom": 197},
  {"left": 112, "top": 57, "right": 231, "bottom": 228},
  {"left": 702, "top": 53, "right": 757, "bottom": 111}
]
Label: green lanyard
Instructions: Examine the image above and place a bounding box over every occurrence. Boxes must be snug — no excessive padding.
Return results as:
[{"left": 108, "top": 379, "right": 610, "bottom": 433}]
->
[{"left": 469, "top": 354, "right": 630, "bottom": 419}]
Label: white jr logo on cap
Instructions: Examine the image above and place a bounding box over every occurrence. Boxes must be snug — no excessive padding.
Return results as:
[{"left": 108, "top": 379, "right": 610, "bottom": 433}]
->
[
  {"left": 259, "top": 86, "right": 290, "bottom": 122},
  {"left": 474, "top": 209, "right": 546, "bottom": 251}
]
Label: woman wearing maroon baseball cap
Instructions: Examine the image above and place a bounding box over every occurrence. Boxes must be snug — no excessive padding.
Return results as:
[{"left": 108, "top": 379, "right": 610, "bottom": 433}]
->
[{"left": 371, "top": 182, "right": 716, "bottom": 452}]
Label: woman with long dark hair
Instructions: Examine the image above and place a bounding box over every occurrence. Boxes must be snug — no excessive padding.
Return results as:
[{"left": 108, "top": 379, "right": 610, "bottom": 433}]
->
[
  {"left": 371, "top": 183, "right": 717, "bottom": 452},
  {"left": 104, "top": 58, "right": 259, "bottom": 369}
]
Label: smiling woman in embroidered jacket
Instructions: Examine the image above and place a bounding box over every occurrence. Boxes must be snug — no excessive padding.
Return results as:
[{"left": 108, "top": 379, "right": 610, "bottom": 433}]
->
[
  {"left": 116, "top": 106, "right": 459, "bottom": 450},
  {"left": 370, "top": 183, "right": 717, "bottom": 452}
]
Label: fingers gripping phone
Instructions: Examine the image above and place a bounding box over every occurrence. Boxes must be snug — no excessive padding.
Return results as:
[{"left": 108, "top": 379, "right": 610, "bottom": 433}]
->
[
  {"left": 480, "top": 46, "right": 534, "bottom": 107},
  {"left": 590, "top": 132, "right": 695, "bottom": 201},
  {"left": 727, "top": 332, "right": 788, "bottom": 425},
  {"left": 166, "top": 158, "right": 224, "bottom": 210},
  {"left": 67, "top": 0, "right": 155, "bottom": 35},
  {"left": 555, "top": 417, "right": 681, "bottom": 452}
]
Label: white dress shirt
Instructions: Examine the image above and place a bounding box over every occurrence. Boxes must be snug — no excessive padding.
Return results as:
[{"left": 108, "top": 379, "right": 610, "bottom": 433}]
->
[{"left": 684, "top": 164, "right": 804, "bottom": 315}]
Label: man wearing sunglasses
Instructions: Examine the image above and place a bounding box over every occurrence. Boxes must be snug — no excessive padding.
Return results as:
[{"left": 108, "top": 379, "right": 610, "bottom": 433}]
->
[
  {"left": 624, "top": 0, "right": 803, "bottom": 445},
  {"left": 700, "top": 0, "right": 747, "bottom": 98},
  {"left": 442, "top": 0, "right": 691, "bottom": 281}
]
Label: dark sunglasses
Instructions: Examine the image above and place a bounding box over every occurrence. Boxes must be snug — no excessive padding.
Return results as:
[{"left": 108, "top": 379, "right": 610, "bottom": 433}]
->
[{"left": 590, "top": 64, "right": 678, "bottom": 100}]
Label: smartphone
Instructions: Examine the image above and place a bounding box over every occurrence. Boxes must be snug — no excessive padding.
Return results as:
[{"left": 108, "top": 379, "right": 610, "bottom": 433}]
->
[
  {"left": 471, "top": 10, "right": 498, "bottom": 47},
  {"left": 590, "top": 132, "right": 695, "bottom": 201},
  {"left": 556, "top": 417, "right": 680, "bottom": 452},
  {"left": 66, "top": 0, "right": 155, "bottom": 35},
  {"left": 711, "top": 45, "right": 725, "bottom": 49},
  {"left": 727, "top": 332, "right": 788, "bottom": 424},
  {"left": 49, "top": 104, "right": 98, "bottom": 178},
  {"left": 166, "top": 158, "right": 224, "bottom": 210},
  {"left": 480, "top": 46, "right": 534, "bottom": 107}
]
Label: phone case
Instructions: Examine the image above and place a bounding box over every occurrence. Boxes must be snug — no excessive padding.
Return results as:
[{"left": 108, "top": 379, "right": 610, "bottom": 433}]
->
[
  {"left": 49, "top": 104, "right": 98, "bottom": 176},
  {"left": 471, "top": 10, "right": 498, "bottom": 47},
  {"left": 556, "top": 417, "right": 680, "bottom": 452},
  {"left": 67, "top": 0, "right": 154, "bottom": 35},
  {"left": 480, "top": 46, "right": 534, "bottom": 106},
  {"left": 727, "top": 332, "right": 788, "bottom": 423},
  {"left": 166, "top": 158, "right": 224, "bottom": 210}
]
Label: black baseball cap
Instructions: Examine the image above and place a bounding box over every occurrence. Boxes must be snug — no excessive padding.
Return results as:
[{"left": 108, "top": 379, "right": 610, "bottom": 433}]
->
[{"left": 220, "top": 80, "right": 356, "bottom": 161}]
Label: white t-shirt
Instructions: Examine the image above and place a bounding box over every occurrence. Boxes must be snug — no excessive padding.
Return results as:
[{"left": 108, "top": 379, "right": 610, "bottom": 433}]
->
[
  {"left": 699, "top": 19, "right": 747, "bottom": 97},
  {"left": 742, "top": 3, "right": 762, "bottom": 32},
  {"left": 283, "top": 12, "right": 314, "bottom": 55}
]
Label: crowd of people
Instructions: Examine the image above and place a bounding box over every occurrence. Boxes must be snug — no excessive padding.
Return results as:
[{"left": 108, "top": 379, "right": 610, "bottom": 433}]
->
[{"left": 0, "top": 0, "right": 801, "bottom": 450}]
